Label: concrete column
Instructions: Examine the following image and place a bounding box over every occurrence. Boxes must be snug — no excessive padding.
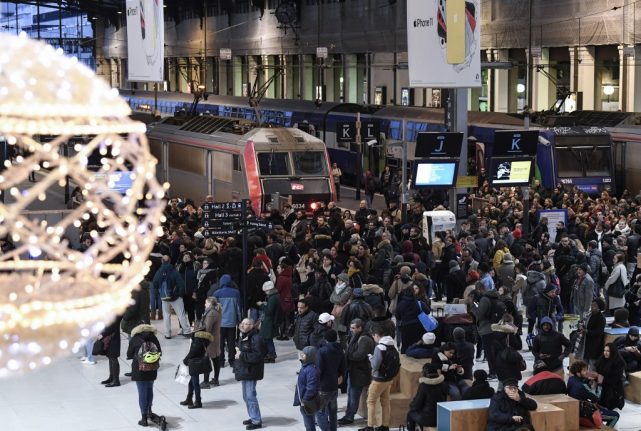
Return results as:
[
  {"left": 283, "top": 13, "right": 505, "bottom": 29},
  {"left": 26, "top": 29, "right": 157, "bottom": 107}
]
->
[
  {"left": 622, "top": 45, "right": 641, "bottom": 112},
  {"left": 302, "top": 55, "right": 314, "bottom": 100},
  {"left": 233, "top": 56, "right": 243, "bottom": 96},
  {"left": 619, "top": 45, "right": 628, "bottom": 112},
  {"left": 485, "top": 49, "right": 494, "bottom": 111},
  {"left": 492, "top": 49, "right": 510, "bottom": 112},
  {"left": 569, "top": 46, "right": 595, "bottom": 110}
]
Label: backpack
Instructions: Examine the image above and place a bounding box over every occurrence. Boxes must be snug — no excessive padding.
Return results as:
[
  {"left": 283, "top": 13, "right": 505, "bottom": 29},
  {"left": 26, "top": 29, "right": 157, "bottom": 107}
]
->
[
  {"left": 159, "top": 270, "right": 178, "bottom": 301},
  {"left": 377, "top": 344, "right": 401, "bottom": 381},
  {"left": 138, "top": 341, "right": 161, "bottom": 371},
  {"left": 487, "top": 297, "right": 506, "bottom": 324}
]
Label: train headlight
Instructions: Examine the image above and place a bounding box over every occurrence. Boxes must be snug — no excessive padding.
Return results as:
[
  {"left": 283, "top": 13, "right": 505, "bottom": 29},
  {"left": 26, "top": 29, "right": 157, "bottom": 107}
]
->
[{"left": 311, "top": 202, "right": 318, "bottom": 210}]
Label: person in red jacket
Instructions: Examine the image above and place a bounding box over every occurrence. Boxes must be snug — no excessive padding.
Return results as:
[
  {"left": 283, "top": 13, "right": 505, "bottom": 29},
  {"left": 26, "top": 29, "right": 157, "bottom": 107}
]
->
[
  {"left": 521, "top": 360, "right": 567, "bottom": 395},
  {"left": 276, "top": 258, "right": 295, "bottom": 340}
]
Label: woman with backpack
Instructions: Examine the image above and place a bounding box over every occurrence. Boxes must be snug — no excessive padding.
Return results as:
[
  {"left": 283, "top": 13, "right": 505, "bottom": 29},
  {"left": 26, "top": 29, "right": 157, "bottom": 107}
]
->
[
  {"left": 180, "top": 329, "right": 214, "bottom": 409},
  {"left": 126, "top": 323, "right": 162, "bottom": 427}
]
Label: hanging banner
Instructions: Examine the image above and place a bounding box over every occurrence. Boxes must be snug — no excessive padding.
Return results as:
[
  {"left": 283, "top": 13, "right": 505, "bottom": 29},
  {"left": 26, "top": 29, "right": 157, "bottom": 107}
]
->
[
  {"left": 126, "top": 0, "right": 164, "bottom": 82},
  {"left": 407, "top": 0, "right": 481, "bottom": 88}
]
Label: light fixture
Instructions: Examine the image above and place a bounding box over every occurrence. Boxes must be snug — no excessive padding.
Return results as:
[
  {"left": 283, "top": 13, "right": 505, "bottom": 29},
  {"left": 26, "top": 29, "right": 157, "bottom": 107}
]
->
[
  {"left": 516, "top": 83, "right": 526, "bottom": 94},
  {"left": 0, "top": 33, "right": 165, "bottom": 377},
  {"left": 603, "top": 85, "right": 615, "bottom": 96}
]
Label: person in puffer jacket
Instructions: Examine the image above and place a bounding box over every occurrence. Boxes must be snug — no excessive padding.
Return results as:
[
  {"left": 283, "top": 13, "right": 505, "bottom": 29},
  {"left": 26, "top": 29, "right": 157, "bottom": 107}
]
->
[
  {"left": 532, "top": 316, "right": 571, "bottom": 372},
  {"left": 294, "top": 346, "right": 320, "bottom": 431},
  {"left": 487, "top": 378, "right": 537, "bottom": 431},
  {"left": 179, "top": 330, "right": 214, "bottom": 409},
  {"left": 406, "top": 363, "right": 448, "bottom": 430},
  {"left": 213, "top": 274, "right": 242, "bottom": 367}
]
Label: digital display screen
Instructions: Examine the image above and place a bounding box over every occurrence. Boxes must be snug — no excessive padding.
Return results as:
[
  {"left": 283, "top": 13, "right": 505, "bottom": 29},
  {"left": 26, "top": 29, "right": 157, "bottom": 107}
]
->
[
  {"left": 413, "top": 162, "right": 458, "bottom": 188},
  {"left": 95, "top": 171, "right": 134, "bottom": 195},
  {"left": 490, "top": 159, "right": 533, "bottom": 186}
]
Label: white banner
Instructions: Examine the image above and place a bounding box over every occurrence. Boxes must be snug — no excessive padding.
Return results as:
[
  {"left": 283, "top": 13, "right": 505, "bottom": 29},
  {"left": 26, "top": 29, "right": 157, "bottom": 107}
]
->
[
  {"left": 126, "top": 0, "right": 164, "bottom": 82},
  {"left": 407, "top": 0, "right": 481, "bottom": 88}
]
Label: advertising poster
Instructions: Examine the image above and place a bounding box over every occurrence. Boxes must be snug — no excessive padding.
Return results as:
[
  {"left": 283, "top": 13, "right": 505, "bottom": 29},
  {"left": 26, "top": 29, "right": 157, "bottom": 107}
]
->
[
  {"left": 538, "top": 209, "right": 567, "bottom": 243},
  {"left": 407, "top": 0, "right": 481, "bottom": 88},
  {"left": 126, "top": 0, "right": 164, "bottom": 82},
  {"left": 491, "top": 159, "right": 533, "bottom": 186}
]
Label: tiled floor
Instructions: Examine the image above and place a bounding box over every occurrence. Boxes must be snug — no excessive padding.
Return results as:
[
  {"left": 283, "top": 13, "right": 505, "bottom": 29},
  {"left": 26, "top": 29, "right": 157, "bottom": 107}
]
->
[{"left": 1, "top": 316, "right": 640, "bottom": 431}]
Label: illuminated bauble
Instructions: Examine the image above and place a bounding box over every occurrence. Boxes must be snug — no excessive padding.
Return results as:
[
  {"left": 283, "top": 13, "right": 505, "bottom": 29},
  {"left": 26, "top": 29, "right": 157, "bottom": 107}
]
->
[{"left": 0, "top": 33, "right": 165, "bottom": 377}]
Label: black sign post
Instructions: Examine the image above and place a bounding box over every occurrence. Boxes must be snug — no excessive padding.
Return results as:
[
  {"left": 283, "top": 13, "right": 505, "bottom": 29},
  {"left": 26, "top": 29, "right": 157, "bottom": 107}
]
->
[
  {"left": 335, "top": 121, "right": 380, "bottom": 143},
  {"left": 415, "top": 132, "right": 464, "bottom": 158},
  {"left": 493, "top": 130, "right": 539, "bottom": 157}
]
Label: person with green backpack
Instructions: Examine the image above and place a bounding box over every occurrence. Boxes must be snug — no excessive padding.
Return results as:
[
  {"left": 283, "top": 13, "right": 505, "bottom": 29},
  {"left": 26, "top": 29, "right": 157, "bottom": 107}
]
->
[{"left": 126, "top": 323, "right": 162, "bottom": 427}]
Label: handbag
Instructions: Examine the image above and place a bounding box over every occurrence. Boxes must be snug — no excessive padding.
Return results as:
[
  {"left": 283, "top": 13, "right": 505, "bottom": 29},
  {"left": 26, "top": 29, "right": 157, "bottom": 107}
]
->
[
  {"left": 188, "top": 356, "right": 213, "bottom": 375},
  {"left": 331, "top": 302, "right": 348, "bottom": 320},
  {"left": 297, "top": 381, "right": 322, "bottom": 415},
  {"left": 174, "top": 363, "right": 191, "bottom": 385},
  {"left": 607, "top": 274, "right": 627, "bottom": 298},
  {"left": 578, "top": 400, "right": 603, "bottom": 428},
  {"left": 91, "top": 334, "right": 113, "bottom": 356},
  {"left": 417, "top": 301, "right": 438, "bottom": 332}
]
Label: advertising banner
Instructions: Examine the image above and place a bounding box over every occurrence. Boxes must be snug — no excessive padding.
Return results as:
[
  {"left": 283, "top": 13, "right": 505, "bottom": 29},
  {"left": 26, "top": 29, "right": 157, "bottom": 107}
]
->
[
  {"left": 126, "top": 0, "right": 164, "bottom": 82},
  {"left": 407, "top": 0, "right": 481, "bottom": 88}
]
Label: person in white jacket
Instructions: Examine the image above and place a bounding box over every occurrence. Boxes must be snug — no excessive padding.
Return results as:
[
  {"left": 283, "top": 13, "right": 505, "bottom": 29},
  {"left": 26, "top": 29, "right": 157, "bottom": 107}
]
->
[
  {"left": 362, "top": 329, "right": 399, "bottom": 431},
  {"left": 604, "top": 253, "right": 628, "bottom": 311}
]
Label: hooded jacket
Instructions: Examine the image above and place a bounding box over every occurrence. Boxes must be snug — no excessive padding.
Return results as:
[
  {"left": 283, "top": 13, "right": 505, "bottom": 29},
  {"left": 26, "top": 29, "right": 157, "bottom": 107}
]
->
[
  {"left": 523, "top": 270, "right": 545, "bottom": 309},
  {"left": 317, "top": 340, "right": 347, "bottom": 392},
  {"left": 183, "top": 331, "right": 213, "bottom": 376},
  {"left": 487, "top": 388, "right": 538, "bottom": 431},
  {"left": 294, "top": 346, "right": 320, "bottom": 406},
  {"left": 532, "top": 317, "right": 571, "bottom": 371},
  {"left": 126, "top": 324, "right": 162, "bottom": 381},
  {"left": 152, "top": 262, "right": 186, "bottom": 298},
  {"left": 213, "top": 274, "right": 242, "bottom": 328},
  {"left": 408, "top": 374, "right": 448, "bottom": 427}
]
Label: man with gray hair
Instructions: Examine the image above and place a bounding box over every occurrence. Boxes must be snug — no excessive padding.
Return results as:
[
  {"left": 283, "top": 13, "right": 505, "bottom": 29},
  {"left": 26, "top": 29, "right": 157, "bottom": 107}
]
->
[{"left": 234, "top": 318, "right": 267, "bottom": 430}]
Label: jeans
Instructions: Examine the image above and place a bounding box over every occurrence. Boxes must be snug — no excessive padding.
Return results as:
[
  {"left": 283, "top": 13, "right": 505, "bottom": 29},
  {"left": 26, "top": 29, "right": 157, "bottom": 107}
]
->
[
  {"left": 161, "top": 297, "right": 191, "bottom": 337},
  {"left": 600, "top": 406, "right": 620, "bottom": 427},
  {"left": 300, "top": 407, "right": 317, "bottom": 431},
  {"left": 149, "top": 288, "right": 161, "bottom": 313},
  {"left": 84, "top": 339, "right": 96, "bottom": 363},
  {"left": 344, "top": 376, "right": 364, "bottom": 420},
  {"left": 136, "top": 381, "right": 154, "bottom": 415},
  {"left": 315, "top": 390, "right": 338, "bottom": 431},
  {"left": 365, "top": 193, "right": 374, "bottom": 209},
  {"left": 367, "top": 380, "right": 393, "bottom": 427},
  {"left": 188, "top": 375, "right": 201, "bottom": 401},
  {"left": 220, "top": 327, "right": 237, "bottom": 364},
  {"left": 242, "top": 380, "right": 262, "bottom": 424},
  {"left": 447, "top": 380, "right": 470, "bottom": 401}
]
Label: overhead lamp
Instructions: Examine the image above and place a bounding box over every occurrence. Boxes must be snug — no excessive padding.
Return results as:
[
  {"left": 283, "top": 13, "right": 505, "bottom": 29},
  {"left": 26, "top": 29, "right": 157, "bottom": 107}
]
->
[
  {"left": 516, "top": 83, "right": 526, "bottom": 94},
  {"left": 603, "top": 85, "right": 615, "bottom": 96}
]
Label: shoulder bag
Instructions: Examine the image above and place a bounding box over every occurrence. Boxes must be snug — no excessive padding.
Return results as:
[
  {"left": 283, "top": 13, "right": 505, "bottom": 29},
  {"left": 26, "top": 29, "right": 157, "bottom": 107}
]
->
[
  {"left": 297, "top": 381, "right": 322, "bottom": 415},
  {"left": 417, "top": 300, "right": 438, "bottom": 332}
]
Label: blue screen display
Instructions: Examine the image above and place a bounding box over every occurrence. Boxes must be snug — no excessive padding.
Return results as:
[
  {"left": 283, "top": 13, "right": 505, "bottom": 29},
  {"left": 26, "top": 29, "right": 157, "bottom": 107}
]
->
[{"left": 414, "top": 162, "right": 456, "bottom": 187}]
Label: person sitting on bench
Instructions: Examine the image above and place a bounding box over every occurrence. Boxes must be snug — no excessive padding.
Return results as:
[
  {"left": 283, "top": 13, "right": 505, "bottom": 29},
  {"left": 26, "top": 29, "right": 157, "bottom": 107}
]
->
[{"left": 487, "top": 378, "right": 537, "bottom": 431}]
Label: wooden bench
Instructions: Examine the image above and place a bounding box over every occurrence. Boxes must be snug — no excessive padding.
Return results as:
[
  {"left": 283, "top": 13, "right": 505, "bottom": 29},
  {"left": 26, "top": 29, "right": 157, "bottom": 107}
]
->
[
  {"left": 604, "top": 327, "right": 629, "bottom": 345},
  {"left": 625, "top": 371, "right": 641, "bottom": 403},
  {"left": 357, "top": 389, "right": 412, "bottom": 426},
  {"left": 531, "top": 394, "right": 580, "bottom": 431},
  {"left": 399, "top": 354, "right": 431, "bottom": 398},
  {"left": 436, "top": 399, "right": 490, "bottom": 431},
  {"left": 530, "top": 403, "right": 565, "bottom": 431}
]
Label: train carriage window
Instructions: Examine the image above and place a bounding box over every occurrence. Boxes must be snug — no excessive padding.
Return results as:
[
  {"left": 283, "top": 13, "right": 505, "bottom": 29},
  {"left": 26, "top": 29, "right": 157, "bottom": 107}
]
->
[
  {"left": 149, "top": 139, "right": 163, "bottom": 163},
  {"left": 292, "top": 151, "right": 327, "bottom": 176},
  {"left": 168, "top": 143, "right": 206, "bottom": 175},
  {"left": 257, "top": 152, "right": 290, "bottom": 176},
  {"left": 233, "top": 154, "right": 242, "bottom": 172},
  {"left": 583, "top": 147, "right": 611, "bottom": 177}
]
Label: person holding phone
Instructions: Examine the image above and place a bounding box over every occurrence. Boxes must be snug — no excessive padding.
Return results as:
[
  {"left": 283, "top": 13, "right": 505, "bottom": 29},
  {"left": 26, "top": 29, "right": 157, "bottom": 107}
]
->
[{"left": 487, "top": 378, "right": 537, "bottom": 431}]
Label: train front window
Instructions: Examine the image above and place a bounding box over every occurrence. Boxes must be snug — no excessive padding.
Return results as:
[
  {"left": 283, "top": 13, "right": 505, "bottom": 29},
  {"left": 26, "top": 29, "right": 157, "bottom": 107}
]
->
[
  {"left": 583, "top": 147, "right": 611, "bottom": 177},
  {"left": 257, "top": 152, "right": 290, "bottom": 176},
  {"left": 555, "top": 147, "right": 583, "bottom": 177},
  {"left": 292, "top": 151, "right": 327, "bottom": 176}
]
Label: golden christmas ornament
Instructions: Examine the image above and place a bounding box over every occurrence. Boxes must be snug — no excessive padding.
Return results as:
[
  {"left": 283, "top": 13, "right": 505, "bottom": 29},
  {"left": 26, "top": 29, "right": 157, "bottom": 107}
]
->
[{"left": 0, "top": 33, "right": 165, "bottom": 377}]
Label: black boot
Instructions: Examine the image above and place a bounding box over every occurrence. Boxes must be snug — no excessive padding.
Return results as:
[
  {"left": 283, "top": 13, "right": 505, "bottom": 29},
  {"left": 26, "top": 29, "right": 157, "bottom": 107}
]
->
[
  {"left": 105, "top": 380, "right": 120, "bottom": 387},
  {"left": 188, "top": 398, "right": 202, "bottom": 409},
  {"left": 100, "top": 378, "right": 112, "bottom": 384},
  {"left": 180, "top": 395, "right": 193, "bottom": 406},
  {"left": 138, "top": 414, "right": 148, "bottom": 427}
]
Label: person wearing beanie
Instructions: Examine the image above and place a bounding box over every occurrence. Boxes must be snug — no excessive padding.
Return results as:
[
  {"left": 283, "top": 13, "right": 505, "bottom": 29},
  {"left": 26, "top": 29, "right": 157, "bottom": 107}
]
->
[
  {"left": 521, "top": 360, "right": 567, "bottom": 396},
  {"left": 453, "top": 326, "right": 475, "bottom": 380},
  {"left": 611, "top": 308, "right": 631, "bottom": 328},
  {"left": 406, "top": 332, "right": 437, "bottom": 359},
  {"left": 259, "top": 280, "right": 281, "bottom": 364},
  {"left": 487, "top": 378, "right": 537, "bottom": 431},
  {"left": 316, "top": 329, "right": 346, "bottom": 431},
  {"left": 535, "top": 283, "right": 564, "bottom": 330},
  {"left": 405, "top": 363, "right": 448, "bottom": 430},
  {"left": 294, "top": 346, "right": 320, "bottom": 431},
  {"left": 462, "top": 369, "right": 495, "bottom": 400},
  {"left": 340, "top": 288, "right": 375, "bottom": 331},
  {"left": 615, "top": 326, "right": 641, "bottom": 374},
  {"left": 532, "top": 317, "right": 572, "bottom": 373}
]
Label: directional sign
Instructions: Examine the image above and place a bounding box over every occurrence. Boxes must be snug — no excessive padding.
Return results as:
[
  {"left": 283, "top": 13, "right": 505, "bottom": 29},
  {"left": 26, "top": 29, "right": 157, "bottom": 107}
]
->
[
  {"left": 244, "top": 219, "right": 273, "bottom": 231},
  {"left": 415, "top": 132, "right": 463, "bottom": 158},
  {"left": 336, "top": 121, "right": 380, "bottom": 143},
  {"left": 201, "top": 201, "right": 247, "bottom": 237},
  {"left": 493, "top": 130, "right": 539, "bottom": 157}
]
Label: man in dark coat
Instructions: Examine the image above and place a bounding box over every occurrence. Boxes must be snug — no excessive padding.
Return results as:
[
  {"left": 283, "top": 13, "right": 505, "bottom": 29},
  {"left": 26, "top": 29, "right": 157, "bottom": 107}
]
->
[
  {"left": 340, "top": 288, "right": 374, "bottom": 328},
  {"left": 233, "top": 318, "right": 267, "bottom": 430},
  {"left": 462, "top": 370, "right": 495, "bottom": 400},
  {"left": 121, "top": 281, "right": 151, "bottom": 336},
  {"left": 487, "top": 378, "right": 538, "bottom": 431},
  {"left": 315, "top": 329, "right": 346, "bottom": 431},
  {"left": 294, "top": 298, "right": 318, "bottom": 354},
  {"left": 338, "top": 318, "right": 375, "bottom": 425},
  {"left": 99, "top": 315, "right": 123, "bottom": 387},
  {"left": 615, "top": 326, "right": 641, "bottom": 373},
  {"left": 532, "top": 317, "right": 571, "bottom": 372},
  {"left": 406, "top": 363, "right": 449, "bottom": 430}
]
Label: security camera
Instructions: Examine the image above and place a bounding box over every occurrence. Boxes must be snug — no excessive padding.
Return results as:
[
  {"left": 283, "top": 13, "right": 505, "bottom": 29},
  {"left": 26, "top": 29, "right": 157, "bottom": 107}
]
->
[
  {"left": 366, "top": 139, "right": 378, "bottom": 147},
  {"left": 538, "top": 136, "right": 550, "bottom": 146}
]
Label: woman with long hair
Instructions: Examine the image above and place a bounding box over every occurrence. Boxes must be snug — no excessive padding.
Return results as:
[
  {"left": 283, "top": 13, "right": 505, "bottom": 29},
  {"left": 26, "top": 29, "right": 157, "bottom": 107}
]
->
[
  {"left": 201, "top": 297, "right": 222, "bottom": 388},
  {"left": 596, "top": 343, "right": 626, "bottom": 411}
]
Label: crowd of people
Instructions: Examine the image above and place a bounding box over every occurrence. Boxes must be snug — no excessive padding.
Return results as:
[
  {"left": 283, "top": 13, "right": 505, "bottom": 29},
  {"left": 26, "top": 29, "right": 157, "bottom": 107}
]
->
[{"left": 82, "top": 174, "right": 641, "bottom": 431}]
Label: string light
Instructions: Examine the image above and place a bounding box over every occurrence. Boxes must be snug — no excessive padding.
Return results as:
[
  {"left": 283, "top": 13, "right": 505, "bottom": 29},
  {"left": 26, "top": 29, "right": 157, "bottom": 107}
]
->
[{"left": 0, "top": 33, "right": 165, "bottom": 377}]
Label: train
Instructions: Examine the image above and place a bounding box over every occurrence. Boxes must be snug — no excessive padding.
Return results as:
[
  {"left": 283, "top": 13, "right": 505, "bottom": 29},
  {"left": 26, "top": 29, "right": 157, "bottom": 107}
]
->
[
  {"left": 146, "top": 113, "right": 336, "bottom": 215},
  {"left": 124, "top": 90, "right": 635, "bottom": 195}
]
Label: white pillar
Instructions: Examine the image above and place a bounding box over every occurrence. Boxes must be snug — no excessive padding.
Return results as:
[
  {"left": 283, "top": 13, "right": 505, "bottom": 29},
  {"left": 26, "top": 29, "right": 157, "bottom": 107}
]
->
[
  {"left": 532, "top": 48, "right": 553, "bottom": 111},
  {"left": 493, "top": 49, "right": 510, "bottom": 113},
  {"left": 569, "top": 46, "right": 595, "bottom": 110}
]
